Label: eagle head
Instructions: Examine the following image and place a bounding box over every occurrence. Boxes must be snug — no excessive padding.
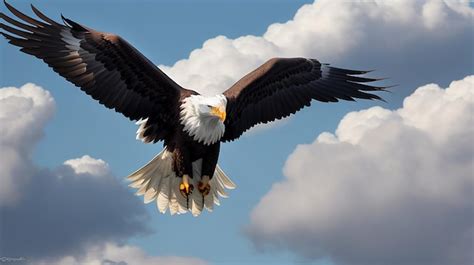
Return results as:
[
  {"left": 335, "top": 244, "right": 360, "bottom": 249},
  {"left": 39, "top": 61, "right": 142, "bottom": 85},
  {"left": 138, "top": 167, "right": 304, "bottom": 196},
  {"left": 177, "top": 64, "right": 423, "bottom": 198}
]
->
[
  {"left": 198, "top": 99, "right": 226, "bottom": 122},
  {"left": 180, "top": 95, "right": 227, "bottom": 145}
]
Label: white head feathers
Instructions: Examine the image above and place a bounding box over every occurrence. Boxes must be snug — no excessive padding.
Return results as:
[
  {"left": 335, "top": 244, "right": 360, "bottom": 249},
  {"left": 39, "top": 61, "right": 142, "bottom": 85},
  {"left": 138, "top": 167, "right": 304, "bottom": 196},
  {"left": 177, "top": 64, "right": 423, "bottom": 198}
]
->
[{"left": 180, "top": 94, "right": 227, "bottom": 145}]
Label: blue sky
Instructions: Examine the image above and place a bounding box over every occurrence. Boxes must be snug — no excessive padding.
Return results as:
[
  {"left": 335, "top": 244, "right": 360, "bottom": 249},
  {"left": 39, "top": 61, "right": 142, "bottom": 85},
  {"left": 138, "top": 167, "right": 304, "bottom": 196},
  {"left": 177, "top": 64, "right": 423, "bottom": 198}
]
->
[{"left": 1, "top": 1, "right": 473, "bottom": 265}]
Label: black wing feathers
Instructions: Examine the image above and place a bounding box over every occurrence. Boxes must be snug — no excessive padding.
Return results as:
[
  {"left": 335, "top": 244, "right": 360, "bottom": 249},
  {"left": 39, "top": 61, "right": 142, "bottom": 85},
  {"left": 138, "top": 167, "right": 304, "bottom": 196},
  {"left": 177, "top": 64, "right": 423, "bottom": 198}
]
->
[
  {"left": 222, "top": 58, "right": 387, "bottom": 141},
  {"left": 1, "top": 2, "right": 185, "bottom": 143},
  {"left": 1, "top": 2, "right": 389, "bottom": 145}
]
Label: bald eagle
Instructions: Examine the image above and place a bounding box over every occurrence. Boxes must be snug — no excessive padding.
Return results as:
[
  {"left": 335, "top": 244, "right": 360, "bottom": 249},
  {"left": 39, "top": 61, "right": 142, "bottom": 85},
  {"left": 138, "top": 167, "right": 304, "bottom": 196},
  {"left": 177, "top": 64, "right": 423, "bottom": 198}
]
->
[{"left": 1, "top": 2, "right": 388, "bottom": 216}]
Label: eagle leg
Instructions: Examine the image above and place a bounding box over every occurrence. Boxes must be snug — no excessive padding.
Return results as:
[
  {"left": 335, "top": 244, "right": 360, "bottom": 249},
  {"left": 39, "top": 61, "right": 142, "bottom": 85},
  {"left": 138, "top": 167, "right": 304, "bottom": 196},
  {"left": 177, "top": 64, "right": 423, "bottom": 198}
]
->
[
  {"left": 179, "top": 174, "right": 194, "bottom": 207},
  {"left": 198, "top": 175, "right": 211, "bottom": 196}
]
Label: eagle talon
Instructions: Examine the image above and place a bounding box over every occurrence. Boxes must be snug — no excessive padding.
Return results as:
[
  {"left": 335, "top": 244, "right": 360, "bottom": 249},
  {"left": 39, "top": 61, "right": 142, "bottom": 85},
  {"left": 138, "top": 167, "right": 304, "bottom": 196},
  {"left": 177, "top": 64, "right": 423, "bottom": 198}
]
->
[
  {"left": 179, "top": 174, "right": 193, "bottom": 198},
  {"left": 198, "top": 175, "right": 211, "bottom": 196}
]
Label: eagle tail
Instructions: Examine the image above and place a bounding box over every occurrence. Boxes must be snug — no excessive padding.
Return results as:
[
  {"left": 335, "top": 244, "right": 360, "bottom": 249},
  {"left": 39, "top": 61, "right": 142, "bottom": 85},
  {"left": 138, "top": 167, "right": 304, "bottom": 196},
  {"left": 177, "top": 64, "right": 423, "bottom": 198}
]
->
[{"left": 127, "top": 149, "right": 236, "bottom": 216}]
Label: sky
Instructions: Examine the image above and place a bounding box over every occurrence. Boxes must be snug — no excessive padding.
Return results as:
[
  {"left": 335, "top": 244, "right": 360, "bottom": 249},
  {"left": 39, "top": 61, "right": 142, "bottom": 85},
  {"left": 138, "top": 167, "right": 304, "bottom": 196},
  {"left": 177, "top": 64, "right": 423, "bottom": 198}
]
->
[{"left": 0, "top": 1, "right": 473, "bottom": 265}]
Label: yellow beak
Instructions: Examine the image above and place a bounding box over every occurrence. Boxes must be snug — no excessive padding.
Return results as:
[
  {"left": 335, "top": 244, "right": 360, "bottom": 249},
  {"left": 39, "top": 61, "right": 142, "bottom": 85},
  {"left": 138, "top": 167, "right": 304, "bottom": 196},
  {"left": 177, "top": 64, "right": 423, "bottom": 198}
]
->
[{"left": 211, "top": 107, "right": 226, "bottom": 122}]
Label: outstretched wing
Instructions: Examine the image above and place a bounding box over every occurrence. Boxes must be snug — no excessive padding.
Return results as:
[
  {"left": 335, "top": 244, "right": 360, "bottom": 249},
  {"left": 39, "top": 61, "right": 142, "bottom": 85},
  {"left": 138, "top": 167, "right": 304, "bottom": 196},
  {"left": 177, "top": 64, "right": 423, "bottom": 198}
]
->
[
  {"left": 1, "top": 2, "right": 188, "bottom": 143},
  {"left": 222, "top": 57, "right": 388, "bottom": 142}
]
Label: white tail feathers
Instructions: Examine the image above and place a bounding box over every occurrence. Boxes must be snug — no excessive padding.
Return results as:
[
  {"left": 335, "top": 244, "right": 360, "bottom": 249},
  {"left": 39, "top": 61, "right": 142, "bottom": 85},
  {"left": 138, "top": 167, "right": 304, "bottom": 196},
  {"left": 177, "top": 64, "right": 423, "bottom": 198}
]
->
[{"left": 127, "top": 149, "right": 236, "bottom": 217}]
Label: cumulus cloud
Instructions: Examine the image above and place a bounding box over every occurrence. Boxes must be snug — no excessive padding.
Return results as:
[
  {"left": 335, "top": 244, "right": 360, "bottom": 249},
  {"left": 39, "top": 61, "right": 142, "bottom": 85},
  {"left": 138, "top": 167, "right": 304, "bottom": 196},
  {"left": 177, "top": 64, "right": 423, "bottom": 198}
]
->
[
  {"left": 161, "top": 0, "right": 473, "bottom": 96},
  {"left": 0, "top": 84, "right": 149, "bottom": 260},
  {"left": 35, "top": 242, "right": 208, "bottom": 265},
  {"left": 0, "top": 83, "right": 55, "bottom": 206},
  {"left": 0, "top": 157, "right": 152, "bottom": 260},
  {"left": 246, "top": 75, "right": 474, "bottom": 265},
  {"left": 63, "top": 155, "right": 110, "bottom": 177}
]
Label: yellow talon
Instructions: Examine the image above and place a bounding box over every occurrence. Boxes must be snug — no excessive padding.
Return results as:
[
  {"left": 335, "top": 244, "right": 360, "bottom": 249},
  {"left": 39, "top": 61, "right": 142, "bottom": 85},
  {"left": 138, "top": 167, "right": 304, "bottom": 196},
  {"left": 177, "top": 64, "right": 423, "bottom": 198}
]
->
[
  {"left": 179, "top": 174, "right": 193, "bottom": 197},
  {"left": 179, "top": 182, "right": 191, "bottom": 193}
]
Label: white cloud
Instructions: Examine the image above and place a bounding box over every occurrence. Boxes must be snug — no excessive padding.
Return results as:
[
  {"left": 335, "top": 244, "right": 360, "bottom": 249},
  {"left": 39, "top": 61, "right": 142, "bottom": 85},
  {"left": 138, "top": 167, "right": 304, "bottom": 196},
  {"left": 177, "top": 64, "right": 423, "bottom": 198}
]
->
[
  {"left": 0, "top": 83, "right": 150, "bottom": 259},
  {"left": 63, "top": 155, "right": 110, "bottom": 177},
  {"left": 246, "top": 75, "right": 474, "bottom": 265},
  {"left": 35, "top": 242, "right": 208, "bottom": 265},
  {"left": 0, "top": 83, "right": 55, "bottom": 206},
  {"left": 161, "top": 0, "right": 473, "bottom": 97}
]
